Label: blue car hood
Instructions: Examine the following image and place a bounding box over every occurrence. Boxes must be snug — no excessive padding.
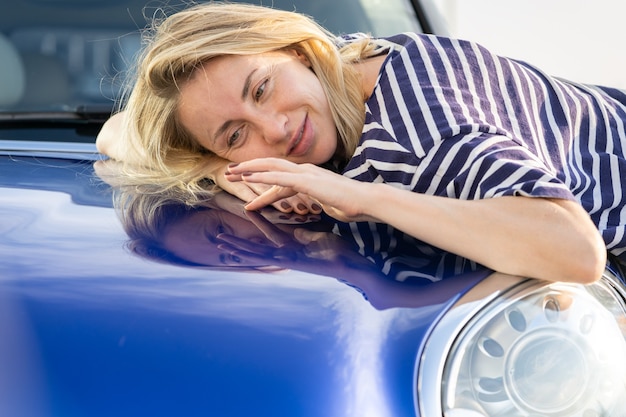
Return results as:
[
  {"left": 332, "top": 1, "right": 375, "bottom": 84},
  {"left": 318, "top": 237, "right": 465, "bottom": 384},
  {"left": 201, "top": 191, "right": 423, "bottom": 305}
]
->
[{"left": 0, "top": 154, "right": 489, "bottom": 417}]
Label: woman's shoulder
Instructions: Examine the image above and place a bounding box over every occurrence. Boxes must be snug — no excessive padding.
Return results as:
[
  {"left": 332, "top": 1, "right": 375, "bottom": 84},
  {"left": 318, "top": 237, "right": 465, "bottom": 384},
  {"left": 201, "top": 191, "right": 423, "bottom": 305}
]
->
[
  {"left": 373, "top": 32, "right": 448, "bottom": 52},
  {"left": 336, "top": 31, "right": 439, "bottom": 52}
]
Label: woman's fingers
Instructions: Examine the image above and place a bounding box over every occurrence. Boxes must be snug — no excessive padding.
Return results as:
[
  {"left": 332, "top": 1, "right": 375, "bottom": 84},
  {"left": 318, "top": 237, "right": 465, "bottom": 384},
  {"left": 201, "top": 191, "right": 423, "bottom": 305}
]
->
[
  {"left": 292, "top": 194, "right": 323, "bottom": 214},
  {"left": 225, "top": 158, "right": 368, "bottom": 221},
  {"left": 216, "top": 165, "right": 319, "bottom": 214},
  {"left": 245, "top": 185, "right": 300, "bottom": 212},
  {"left": 226, "top": 159, "right": 315, "bottom": 194},
  {"left": 246, "top": 182, "right": 321, "bottom": 214},
  {"left": 214, "top": 173, "right": 263, "bottom": 203}
]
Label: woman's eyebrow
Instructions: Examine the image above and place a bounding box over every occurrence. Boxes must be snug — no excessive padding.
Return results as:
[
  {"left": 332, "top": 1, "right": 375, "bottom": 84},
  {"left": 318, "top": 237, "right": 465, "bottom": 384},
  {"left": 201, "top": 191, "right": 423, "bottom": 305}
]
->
[{"left": 241, "top": 68, "right": 258, "bottom": 100}]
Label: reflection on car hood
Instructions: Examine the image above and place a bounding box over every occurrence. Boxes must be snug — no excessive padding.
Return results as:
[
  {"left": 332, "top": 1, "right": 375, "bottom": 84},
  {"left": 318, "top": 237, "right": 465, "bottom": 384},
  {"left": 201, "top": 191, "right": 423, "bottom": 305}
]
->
[{"left": 0, "top": 154, "right": 490, "bottom": 417}]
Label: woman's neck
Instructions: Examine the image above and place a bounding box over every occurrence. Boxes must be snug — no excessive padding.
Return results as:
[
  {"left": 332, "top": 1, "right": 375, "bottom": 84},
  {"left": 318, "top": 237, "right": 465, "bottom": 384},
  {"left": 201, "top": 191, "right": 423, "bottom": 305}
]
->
[{"left": 352, "top": 54, "right": 387, "bottom": 101}]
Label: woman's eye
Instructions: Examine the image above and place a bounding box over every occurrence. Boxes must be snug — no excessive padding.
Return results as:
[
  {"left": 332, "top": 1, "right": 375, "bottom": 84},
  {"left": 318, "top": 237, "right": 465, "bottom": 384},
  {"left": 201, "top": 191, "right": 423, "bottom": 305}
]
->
[
  {"left": 227, "top": 129, "right": 241, "bottom": 147},
  {"left": 254, "top": 80, "right": 267, "bottom": 101}
]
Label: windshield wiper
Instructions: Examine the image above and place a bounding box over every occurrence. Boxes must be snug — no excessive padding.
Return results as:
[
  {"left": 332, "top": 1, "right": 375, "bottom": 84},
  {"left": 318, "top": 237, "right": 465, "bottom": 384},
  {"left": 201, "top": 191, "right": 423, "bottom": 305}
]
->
[{"left": 0, "top": 104, "right": 113, "bottom": 123}]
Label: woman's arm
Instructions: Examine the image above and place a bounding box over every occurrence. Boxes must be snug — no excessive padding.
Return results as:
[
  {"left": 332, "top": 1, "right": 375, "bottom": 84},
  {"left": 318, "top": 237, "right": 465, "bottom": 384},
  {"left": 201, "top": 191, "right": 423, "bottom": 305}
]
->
[
  {"left": 367, "top": 184, "right": 606, "bottom": 284},
  {"left": 225, "top": 158, "right": 607, "bottom": 283}
]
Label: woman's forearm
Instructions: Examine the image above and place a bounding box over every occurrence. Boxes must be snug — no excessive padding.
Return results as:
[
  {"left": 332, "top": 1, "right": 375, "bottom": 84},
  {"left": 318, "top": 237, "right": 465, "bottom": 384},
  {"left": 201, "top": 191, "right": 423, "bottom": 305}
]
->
[
  {"left": 224, "top": 158, "right": 607, "bottom": 283},
  {"left": 363, "top": 183, "right": 607, "bottom": 283}
]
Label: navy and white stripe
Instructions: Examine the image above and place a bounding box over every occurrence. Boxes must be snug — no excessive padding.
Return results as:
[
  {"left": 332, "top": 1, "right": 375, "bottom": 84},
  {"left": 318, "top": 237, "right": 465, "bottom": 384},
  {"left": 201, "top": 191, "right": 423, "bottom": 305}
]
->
[{"left": 336, "top": 33, "right": 626, "bottom": 280}]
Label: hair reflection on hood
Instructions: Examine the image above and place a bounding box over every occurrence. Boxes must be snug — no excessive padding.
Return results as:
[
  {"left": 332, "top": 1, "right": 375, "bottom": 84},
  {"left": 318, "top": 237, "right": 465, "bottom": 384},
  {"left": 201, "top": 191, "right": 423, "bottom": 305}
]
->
[{"left": 115, "top": 189, "right": 297, "bottom": 270}]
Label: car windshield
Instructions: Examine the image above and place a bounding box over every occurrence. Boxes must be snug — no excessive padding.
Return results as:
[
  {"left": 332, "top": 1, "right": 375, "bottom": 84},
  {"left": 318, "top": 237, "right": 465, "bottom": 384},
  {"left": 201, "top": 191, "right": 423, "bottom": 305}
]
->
[{"left": 0, "top": 0, "right": 421, "bottom": 115}]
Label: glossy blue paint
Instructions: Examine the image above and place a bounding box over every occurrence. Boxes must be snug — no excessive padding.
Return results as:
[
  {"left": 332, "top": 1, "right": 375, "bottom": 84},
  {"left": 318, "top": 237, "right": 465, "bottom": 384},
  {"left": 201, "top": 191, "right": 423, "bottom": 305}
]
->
[{"left": 0, "top": 154, "right": 491, "bottom": 416}]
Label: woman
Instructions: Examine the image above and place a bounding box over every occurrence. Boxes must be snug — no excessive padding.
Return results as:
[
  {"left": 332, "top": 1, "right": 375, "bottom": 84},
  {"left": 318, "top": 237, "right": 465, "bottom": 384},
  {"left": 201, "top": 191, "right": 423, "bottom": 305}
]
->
[{"left": 97, "top": 2, "right": 626, "bottom": 283}]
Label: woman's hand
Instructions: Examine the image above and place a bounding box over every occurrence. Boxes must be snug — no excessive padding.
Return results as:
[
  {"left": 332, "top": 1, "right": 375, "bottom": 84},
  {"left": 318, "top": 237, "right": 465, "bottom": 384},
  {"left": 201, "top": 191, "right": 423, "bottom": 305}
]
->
[
  {"left": 212, "top": 157, "right": 322, "bottom": 215},
  {"left": 225, "top": 158, "right": 377, "bottom": 223}
]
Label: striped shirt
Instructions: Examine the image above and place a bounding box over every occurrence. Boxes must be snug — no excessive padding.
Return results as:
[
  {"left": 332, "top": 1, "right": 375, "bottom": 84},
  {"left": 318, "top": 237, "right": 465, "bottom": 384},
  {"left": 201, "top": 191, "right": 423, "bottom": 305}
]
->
[{"left": 335, "top": 33, "right": 626, "bottom": 281}]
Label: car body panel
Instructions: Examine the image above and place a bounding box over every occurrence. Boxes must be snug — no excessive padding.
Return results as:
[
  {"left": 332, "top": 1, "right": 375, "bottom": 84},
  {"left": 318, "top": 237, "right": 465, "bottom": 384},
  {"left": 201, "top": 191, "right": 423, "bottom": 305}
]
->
[{"left": 0, "top": 154, "right": 493, "bottom": 417}]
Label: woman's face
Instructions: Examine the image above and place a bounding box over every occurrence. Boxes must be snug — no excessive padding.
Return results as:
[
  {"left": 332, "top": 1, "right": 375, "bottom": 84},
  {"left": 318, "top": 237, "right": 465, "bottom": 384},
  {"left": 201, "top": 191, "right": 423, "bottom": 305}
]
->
[{"left": 178, "top": 50, "right": 338, "bottom": 164}]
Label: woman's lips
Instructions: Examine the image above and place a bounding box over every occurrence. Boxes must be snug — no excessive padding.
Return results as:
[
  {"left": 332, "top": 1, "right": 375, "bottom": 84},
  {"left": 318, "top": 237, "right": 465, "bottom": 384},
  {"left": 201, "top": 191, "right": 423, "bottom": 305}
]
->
[{"left": 287, "top": 115, "right": 312, "bottom": 157}]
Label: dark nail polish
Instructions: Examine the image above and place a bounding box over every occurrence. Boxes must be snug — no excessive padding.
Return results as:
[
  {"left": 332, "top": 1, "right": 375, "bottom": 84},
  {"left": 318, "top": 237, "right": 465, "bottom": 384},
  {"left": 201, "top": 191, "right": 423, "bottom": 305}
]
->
[
  {"left": 281, "top": 201, "right": 291, "bottom": 210},
  {"left": 311, "top": 203, "right": 322, "bottom": 211},
  {"left": 227, "top": 163, "right": 239, "bottom": 169},
  {"left": 297, "top": 203, "right": 307, "bottom": 211}
]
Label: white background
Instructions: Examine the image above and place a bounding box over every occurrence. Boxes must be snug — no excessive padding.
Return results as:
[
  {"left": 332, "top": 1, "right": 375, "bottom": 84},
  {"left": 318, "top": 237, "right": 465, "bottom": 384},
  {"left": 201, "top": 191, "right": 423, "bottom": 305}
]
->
[{"left": 432, "top": 0, "right": 626, "bottom": 89}]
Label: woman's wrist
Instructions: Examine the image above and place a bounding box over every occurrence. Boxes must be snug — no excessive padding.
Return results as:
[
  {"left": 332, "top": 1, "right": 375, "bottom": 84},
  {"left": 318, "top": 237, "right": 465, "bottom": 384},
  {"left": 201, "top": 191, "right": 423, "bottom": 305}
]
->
[{"left": 354, "top": 181, "right": 393, "bottom": 223}]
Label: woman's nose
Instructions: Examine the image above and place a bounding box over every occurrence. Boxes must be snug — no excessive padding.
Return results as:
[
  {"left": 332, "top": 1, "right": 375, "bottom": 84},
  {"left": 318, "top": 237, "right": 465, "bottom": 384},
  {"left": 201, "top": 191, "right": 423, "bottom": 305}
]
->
[{"left": 260, "top": 112, "right": 289, "bottom": 144}]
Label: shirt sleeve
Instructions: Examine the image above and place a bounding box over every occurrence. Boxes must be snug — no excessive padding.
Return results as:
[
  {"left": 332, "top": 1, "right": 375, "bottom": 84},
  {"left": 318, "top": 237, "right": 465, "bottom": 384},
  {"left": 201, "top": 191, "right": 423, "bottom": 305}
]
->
[
  {"left": 345, "top": 126, "right": 577, "bottom": 202},
  {"left": 422, "top": 131, "right": 577, "bottom": 201}
]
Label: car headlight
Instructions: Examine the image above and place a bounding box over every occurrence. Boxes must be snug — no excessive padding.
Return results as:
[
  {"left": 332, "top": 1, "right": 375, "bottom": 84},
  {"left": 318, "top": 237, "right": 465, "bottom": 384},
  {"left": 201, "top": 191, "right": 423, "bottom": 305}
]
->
[{"left": 417, "top": 270, "right": 626, "bottom": 417}]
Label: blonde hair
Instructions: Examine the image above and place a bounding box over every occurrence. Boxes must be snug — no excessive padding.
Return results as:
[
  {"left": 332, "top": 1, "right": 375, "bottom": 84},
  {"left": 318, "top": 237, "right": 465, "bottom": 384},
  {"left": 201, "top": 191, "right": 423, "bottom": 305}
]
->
[
  {"left": 116, "top": 1, "right": 376, "bottom": 204},
  {"left": 114, "top": 187, "right": 201, "bottom": 265}
]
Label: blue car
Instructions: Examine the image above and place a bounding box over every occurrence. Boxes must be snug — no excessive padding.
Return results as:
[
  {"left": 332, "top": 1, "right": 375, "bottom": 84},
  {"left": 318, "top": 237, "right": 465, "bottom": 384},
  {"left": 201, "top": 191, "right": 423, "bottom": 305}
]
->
[{"left": 2, "top": 1, "right": 626, "bottom": 416}]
